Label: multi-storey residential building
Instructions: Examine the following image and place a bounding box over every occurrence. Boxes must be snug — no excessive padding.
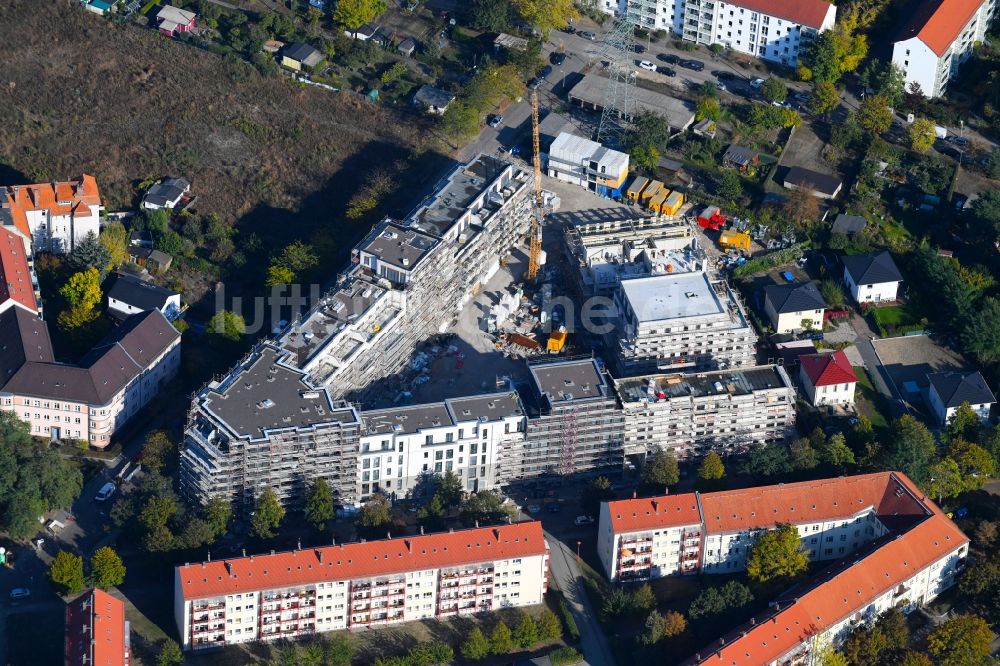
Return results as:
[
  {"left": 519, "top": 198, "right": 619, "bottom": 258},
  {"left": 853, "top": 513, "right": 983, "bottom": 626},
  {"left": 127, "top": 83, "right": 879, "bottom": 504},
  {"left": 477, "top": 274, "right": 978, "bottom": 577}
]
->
[
  {"left": 598, "top": 472, "right": 968, "bottom": 665},
  {"left": 614, "top": 364, "right": 795, "bottom": 461},
  {"left": 65, "top": 588, "right": 131, "bottom": 666},
  {"left": 1, "top": 175, "right": 102, "bottom": 254},
  {"left": 0, "top": 308, "right": 180, "bottom": 447},
  {"left": 546, "top": 132, "right": 630, "bottom": 198},
  {"left": 892, "top": 0, "right": 996, "bottom": 98},
  {"left": 180, "top": 344, "right": 363, "bottom": 510},
  {"left": 174, "top": 522, "right": 549, "bottom": 651},
  {"left": 564, "top": 216, "right": 700, "bottom": 296},
  {"left": 623, "top": 0, "right": 836, "bottom": 66},
  {"left": 357, "top": 392, "right": 526, "bottom": 501},
  {"left": 514, "top": 358, "right": 626, "bottom": 478},
  {"left": 0, "top": 226, "right": 40, "bottom": 316},
  {"left": 614, "top": 271, "right": 757, "bottom": 374}
]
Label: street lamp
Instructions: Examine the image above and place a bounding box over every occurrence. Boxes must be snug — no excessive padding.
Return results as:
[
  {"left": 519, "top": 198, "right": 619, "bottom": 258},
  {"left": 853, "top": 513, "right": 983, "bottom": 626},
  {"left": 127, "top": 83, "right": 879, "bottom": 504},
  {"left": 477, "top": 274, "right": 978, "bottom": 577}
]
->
[{"left": 576, "top": 540, "right": 582, "bottom": 562}]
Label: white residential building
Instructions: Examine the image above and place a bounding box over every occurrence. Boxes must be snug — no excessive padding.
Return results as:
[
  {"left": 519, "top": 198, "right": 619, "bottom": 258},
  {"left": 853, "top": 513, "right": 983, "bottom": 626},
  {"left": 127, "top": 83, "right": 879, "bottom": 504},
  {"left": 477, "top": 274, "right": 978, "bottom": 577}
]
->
[
  {"left": 175, "top": 522, "right": 549, "bottom": 651},
  {"left": 842, "top": 251, "right": 903, "bottom": 304},
  {"left": 927, "top": 370, "right": 996, "bottom": 424},
  {"left": 799, "top": 350, "right": 857, "bottom": 407},
  {"left": 892, "top": 0, "right": 996, "bottom": 98},
  {"left": 763, "top": 281, "right": 825, "bottom": 334},
  {"left": 1, "top": 175, "right": 103, "bottom": 255},
  {"left": 546, "top": 132, "right": 630, "bottom": 197},
  {"left": 624, "top": 0, "right": 836, "bottom": 66}
]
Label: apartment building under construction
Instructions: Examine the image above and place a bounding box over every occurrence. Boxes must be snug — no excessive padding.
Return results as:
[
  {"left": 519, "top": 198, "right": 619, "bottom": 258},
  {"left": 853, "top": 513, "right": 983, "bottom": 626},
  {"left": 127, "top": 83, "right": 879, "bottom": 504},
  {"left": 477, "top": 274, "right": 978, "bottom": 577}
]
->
[{"left": 614, "top": 364, "right": 796, "bottom": 461}]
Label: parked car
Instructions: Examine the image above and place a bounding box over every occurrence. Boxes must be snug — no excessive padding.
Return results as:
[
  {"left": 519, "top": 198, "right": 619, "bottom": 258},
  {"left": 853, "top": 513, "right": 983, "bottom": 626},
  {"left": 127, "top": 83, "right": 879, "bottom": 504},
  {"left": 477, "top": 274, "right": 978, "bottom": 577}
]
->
[
  {"left": 638, "top": 60, "right": 656, "bottom": 71},
  {"left": 712, "top": 70, "right": 737, "bottom": 80},
  {"left": 716, "top": 81, "right": 727, "bottom": 91},
  {"left": 681, "top": 59, "right": 705, "bottom": 71},
  {"left": 574, "top": 515, "right": 595, "bottom": 526},
  {"left": 559, "top": 25, "right": 576, "bottom": 34},
  {"left": 95, "top": 482, "right": 116, "bottom": 502},
  {"left": 631, "top": 43, "right": 647, "bottom": 53},
  {"left": 948, "top": 135, "right": 969, "bottom": 147},
  {"left": 579, "top": 31, "right": 597, "bottom": 40},
  {"left": 657, "top": 65, "right": 676, "bottom": 77},
  {"left": 527, "top": 504, "right": 541, "bottom": 514},
  {"left": 750, "top": 77, "right": 765, "bottom": 89},
  {"left": 488, "top": 114, "right": 503, "bottom": 128},
  {"left": 657, "top": 53, "right": 680, "bottom": 64},
  {"left": 550, "top": 51, "right": 567, "bottom": 66},
  {"left": 538, "top": 65, "right": 553, "bottom": 79},
  {"left": 9, "top": 588, "right": 30, "bottom": 600}
]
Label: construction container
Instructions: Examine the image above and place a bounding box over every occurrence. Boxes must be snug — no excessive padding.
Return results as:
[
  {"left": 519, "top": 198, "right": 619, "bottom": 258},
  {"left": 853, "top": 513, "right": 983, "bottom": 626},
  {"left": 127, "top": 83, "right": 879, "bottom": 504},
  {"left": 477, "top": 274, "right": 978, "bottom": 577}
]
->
[
  {"left": 547, "top": 329, "right": 568, "bottom": 353},
  {"left": 648, "top": 189, "right": 669, "bottom": 215},
  {"left": 625, "top": 176, "right": 649, "bottom": 203},
  {"left": 697, "top": 205, "right": 726, "bottom": 230},
  {"left": 662, "top": 191, "right": 684, "bottom": 216},
  {"left": 719, "top": 230, "right": 751, "bottom": 251},
  {"left": 640, "top": 180, "right": 663, "bottom": 205}
]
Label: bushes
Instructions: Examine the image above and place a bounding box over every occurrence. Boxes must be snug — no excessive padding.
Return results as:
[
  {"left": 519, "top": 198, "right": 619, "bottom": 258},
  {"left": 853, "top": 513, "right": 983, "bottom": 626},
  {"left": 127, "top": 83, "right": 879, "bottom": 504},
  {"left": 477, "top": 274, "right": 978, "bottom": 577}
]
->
[
  {"left": 733, "top": 242, "right": 809, "bottom": 278},
  {"left": 461, "top": 610, "right": 566, "bottom": 662},
  {"left": 553, "top": 591, "right": 581, "bottom": 642},
  {"left": 549, "top": 646, "right": 584, "bottom": 666}
]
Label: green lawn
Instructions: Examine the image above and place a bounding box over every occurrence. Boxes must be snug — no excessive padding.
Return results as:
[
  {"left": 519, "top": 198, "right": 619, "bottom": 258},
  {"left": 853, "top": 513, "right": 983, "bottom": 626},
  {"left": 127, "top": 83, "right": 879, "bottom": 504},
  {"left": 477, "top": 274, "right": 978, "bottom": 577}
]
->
[
  {"left": 853, "top": 365, "right": 889, "bottom": 429},
  {"left": 871, "top": 305, "right": 913, "bottom": 327}
]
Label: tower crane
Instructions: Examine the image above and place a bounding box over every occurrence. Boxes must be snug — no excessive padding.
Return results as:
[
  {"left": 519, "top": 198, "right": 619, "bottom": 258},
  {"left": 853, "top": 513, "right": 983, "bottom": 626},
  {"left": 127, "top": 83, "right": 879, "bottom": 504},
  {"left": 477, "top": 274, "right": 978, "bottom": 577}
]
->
[{"left": 526, "top": 90, "right": 543, "bottom": 282}]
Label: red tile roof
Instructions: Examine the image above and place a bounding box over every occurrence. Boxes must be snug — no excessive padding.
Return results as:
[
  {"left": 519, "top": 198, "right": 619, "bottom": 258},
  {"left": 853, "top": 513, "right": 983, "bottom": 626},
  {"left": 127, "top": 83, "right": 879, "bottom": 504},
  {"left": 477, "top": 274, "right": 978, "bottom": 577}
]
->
[
  {"left": 178, "top": 522, "right": 547, "bottom": 600},
  {"left": 800, "top": 350, "right": 857, "bottom": 388},
  {"left": 689, "top": 513, "right": 968, "bottom": 665},
  {"left": 606, "top": 495, "right": 703, "bottom": 533},
  {"left": 65, "top": 588, "right": 129, "bottom": 666},
  {"left": 3, "top": 174, "right": 101, "bottom": 221},
  {"left": 0, "top": 227, "right": 37, "bottom": 313},
  {"left": 728, "top": 0, "right": 834, "bottom": 29},
  {"left": 897, "top": 0, "right": 987, "bottom": 57}
]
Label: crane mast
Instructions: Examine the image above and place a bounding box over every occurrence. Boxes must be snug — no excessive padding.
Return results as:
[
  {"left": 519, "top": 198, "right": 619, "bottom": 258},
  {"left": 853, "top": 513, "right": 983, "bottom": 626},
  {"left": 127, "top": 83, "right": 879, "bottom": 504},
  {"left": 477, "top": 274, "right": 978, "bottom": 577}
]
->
[{"left": 526, "top": 90, "right": 543, "bottom": 282}]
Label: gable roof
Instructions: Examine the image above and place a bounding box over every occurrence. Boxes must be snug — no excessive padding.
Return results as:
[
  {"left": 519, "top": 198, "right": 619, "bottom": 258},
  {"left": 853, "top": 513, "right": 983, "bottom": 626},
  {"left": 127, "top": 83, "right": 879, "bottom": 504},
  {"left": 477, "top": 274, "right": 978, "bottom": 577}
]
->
[
  {"left": 177, "top": 522, "right": 546, "bottom": 600},
  {"left": 726, "top": 0, "right": 835, "bottom": 29},
  {"left": 283, "top": 42, "right": 323, "bottom": 65},
  {"left": 831, "top": 214, "right": 866, "bottom": 235},
  {"left": 3, "top": 175, "right": 101, "bottom": 224},
  {"left": 107, "top": 273, "right": 178, "bottom": 312},
  {"left": 928, "top": 370, "right": 996, "bottom": 408},
  {"left": 800, "top": 350, "right": 858, "bottom": 388},
  {"left": 784, "top": 166, "right": 842, "bottom": 196},
  {"left": 764, "top": 282, "right": 825, "bottom": 314},
  {"left": 142, "top": 177, "right": 189, "bottom": 207},
  {"left": 606, "top": 495, "right": 703, "bottom": 533},
  {"left": 0, "top": 227, "right": 37, "bottom": 314},
  {"left": 722, "top": 145, "right": 758, "bottom": 166},
  {"left": 65, "top": 588, "right": 129, "bottom": 666},
  {"left": 0, "top": 306, "right": 53, "bottom": 389},
  {"left": 842, "top": 251, "right": 902, "bottom": 285},
  {"left": 156, "top": 5, "right": 196, "bottom": 25},
  {"left": 895, "top": 0, "right": 987, "bottom": 57},
  {"left": 414, "top": 85, "right": 455, "bottom": 109}
]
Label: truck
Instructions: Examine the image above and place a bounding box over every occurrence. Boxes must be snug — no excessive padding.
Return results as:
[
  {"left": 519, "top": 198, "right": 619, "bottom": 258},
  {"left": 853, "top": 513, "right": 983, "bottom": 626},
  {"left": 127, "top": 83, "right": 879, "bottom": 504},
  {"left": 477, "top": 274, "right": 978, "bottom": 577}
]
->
[{"left": 697, "top": 205, "right": 726, "bottom": 230}]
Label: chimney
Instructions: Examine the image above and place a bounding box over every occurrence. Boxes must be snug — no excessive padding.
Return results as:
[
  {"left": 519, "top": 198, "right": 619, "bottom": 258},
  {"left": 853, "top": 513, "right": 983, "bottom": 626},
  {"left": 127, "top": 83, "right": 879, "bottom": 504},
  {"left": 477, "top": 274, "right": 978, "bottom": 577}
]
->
[
  {"left": 331, "top": 537, "right": 336, "bottom": 546},
  {"left": 387, "top": 531, "right": 392, "bottom": 539},
  {"left": 449, "top": 528, "right": 454, "bottom": 533},
  {"left": 475, "top": 520, "right": 480, "bottom": 528},
  {"left": 242, "top": 549, "right": 247, "bottom": 558},
  {"left": 750, "top": 617, "right": 755, "bottom": 625},
  {"left": 420, "top": 526, "right": 425, "bottom": 535},
  {"left": 207, "top": 550, "right": 212, "bottom": 562},
  {"left": 632, "top": 490, "right": 637, "bottom": 499}
]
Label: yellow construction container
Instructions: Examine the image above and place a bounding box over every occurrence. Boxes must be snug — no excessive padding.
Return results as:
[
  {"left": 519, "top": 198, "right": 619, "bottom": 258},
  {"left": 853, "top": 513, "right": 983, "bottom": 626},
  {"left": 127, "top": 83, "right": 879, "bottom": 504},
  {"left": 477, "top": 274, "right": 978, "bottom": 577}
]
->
[
  {"left": 719, "top": 230, "right": 751, "bottom": 251},
  {"left": 547, "top": 330, "right": 568, "bottom": 353},
  {"left": 625, "top": 176, "right": 649, "bottom": 203},
  {"left": 662, "top": 191, "right": 684, "bottom": 216},
  {"left": 648, "top": 189, "right": 669, "bottom": 215},
  {"left": 640, "top": 180, "right": 663, "bottom": 205}
]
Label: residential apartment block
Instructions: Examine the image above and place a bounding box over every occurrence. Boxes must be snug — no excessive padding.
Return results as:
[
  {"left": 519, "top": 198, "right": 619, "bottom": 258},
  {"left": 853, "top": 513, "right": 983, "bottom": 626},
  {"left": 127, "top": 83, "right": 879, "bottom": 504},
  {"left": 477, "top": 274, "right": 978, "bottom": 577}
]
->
[
  {"left": 1, "top": 175, "right": 102, "bottom": 254},
  {"left": 0, "top": 308, "right": 180, "bottom": 447},
  {"left": 546, "top": 132, "right": 630, "bottom": 198},
  {"left": 619, "top": 0, "right": 836, "bottom": 66},
  {"left": 614, "top": 364, "right": 796, "bottom": 461},
  {"left": 174, "top": 522, "right": 549, "bottom": 651},
  {"left": 65, "top": 588, "right": 130, "bottom": 666},
  {"left": 892, "top": 0, "right": 996, "bottom": 98},
  {"left": 614, "top": 271, "right": 757, "bottom": 374},
  {"left": 596, "top": 473, "right": 968, "bottom": 663},
  {"left": 0, "top": 226, "right": 40, "bottom": 317}
]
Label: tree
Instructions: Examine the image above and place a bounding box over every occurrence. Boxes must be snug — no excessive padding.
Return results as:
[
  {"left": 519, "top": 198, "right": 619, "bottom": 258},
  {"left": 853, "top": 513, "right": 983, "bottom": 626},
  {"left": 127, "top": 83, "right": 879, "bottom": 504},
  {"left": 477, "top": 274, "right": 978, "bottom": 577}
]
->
[
  {"left": 461, "top": 627, "right": 491, "bottom": 660},
  {"left": 326, "top": 632, "right": 356, "bottom": 666},
  {"left": 582, "top": 475, "right": 614, "bottom": 518},
  {"left": 49, "top": 550, "right": 85, "bottom": 595},
  {"left": 820, "top": 279, "right": 846, "bottom": 309},
  {"left": 441, "top": 101, "right": 480, "bottom": 142},
  {"left": 99, "top": 221, "right": 130, "bottom": 268},
  {"left": 927, "top": 458, "right": 964, "bottom": 502},
  {"left": 886, "top": 415, "right": 936, "bottom": 484},
  {"left": 698, "top": 452, "right": 725, "bottom": 482},
  {"left": 810, "top": 80, "right": 840, "bottom": 116},
  {"left": 304, "top": 477, "right": 334, "bottom": 529},
  {"left": 266, "top": 264, "right": 295, "bottom": 287},
  {"left": 818, "top": 433, "right": 855, "bottom": 470},
  {"left": 640, "top": 610, "right": 666, "bottom": 645},
  {"left": 898, "top": 653, "right": 933, "bottom": 666},
  {"left": 89, "top": 546, "right": 126, "bottom": 590},
  {"left": 334, "top": 0, "right": 388, "bottom": 31},
  {"left": 643, "top": 449, "right": 680, "bottom": 488},
  {"left": 204, "top": 496, "right": 232, "bottom": 537},
  {"left": 69, "top": 232, "right": 112, "bottom": 279},
  {"left": 695, "top": 97, "right": 721, "bottom": 121},
  {"left": 790, "top": 437, "right": 819, "bottom": 471},
  {"left": 630, "top": 583, "right": 656, "bottom": 613},
  {"left": 716, "top": 169, "right": 744, "bottom": 202},
  {"left": 662, "top": 610, "right": 686, "bottom": 637},
  {"left": 460, "top": 490, "right": 516, "bottom": 526},
  {"left": 800, "top": 9, "right": 868, "bottom": 83},
  {"left": 276, "top": 240, "right": 319, "bottom": 274},
  {"left": 140, "top": 495, "right": 177, "bottom": 532},
  {"left": 688, "top": 581, "right": 753, "bottom": 619},
  {"left": 949, "top": 439, "right": 996, "bottom": 487},
  {"left": 436, "top": 470, "right": 464, "bottom": 508},
  {"left": 630, "top": 145, "right": 661, "bottom": 170},
  {"left": 143, "top": 524, "right": 176, "bottom": 552},
  {"left": 60, "top": 267, "right": 103, "bottom": 310},
  {"left": 958, "top": 557, "right": 1000, "bottom": 623},
  {"left": 251, "top": 487, "right": 285, "bottom": 539},
  {"left": 357, "top": 494, "right": 392, "bottom": 537},
  {"left": 743, "top": 443, "right": 792, "bottom": 477},
  {"left": 511, "top": 0, "right": 578, "bottom": 38},
  {"left": 761, "top": 78, "right": 787, "bottom": 103},
  {"left": 926, "top": 614, "right": 994, "bottom": 666},
  {"left": 470, "top": 0, "right": 512, "bottom": 32},
  {"left": 207, "top": 310, "right": 245, "bottom": 342},
  {"left": 156, "top": 640, "right": 183, "bottom": 666},
  {"left": 746, "top": 524, "right": 808, "bottom": 583},
  {"left": 783, "top": 185, "right": 821, "bottom": 230},
  {"left": 513, "top": 612, "right": 539, "bottom": 648},
  {"left": 537, "top": 608, "right": 561, "bottom": 641},
  {"left": 140, "top": 431, "right": 174, "bottom": 474},
  {"left": 873, "top": 63, "right": 906, "bottom": 108},
  {"left": 908, "top": 118, "right": 936, "bottom": 152},
  {"left": 973, "top": 520, "right": 998, "bottom": 547},
  {"left": 179, "top": 518, "right": 215, "bottom": 549},
  {"left": 858, "top": 95, "right": 893, "bottom": 135},
  {"left": 490, "top": 620, "right": 514, "bottom": 655},
  {"left": 961, "top": 297, "right": 1000, "bottom": 364},
  {"left": 947, "top": 403, "right": 983, "bottom": 443}
]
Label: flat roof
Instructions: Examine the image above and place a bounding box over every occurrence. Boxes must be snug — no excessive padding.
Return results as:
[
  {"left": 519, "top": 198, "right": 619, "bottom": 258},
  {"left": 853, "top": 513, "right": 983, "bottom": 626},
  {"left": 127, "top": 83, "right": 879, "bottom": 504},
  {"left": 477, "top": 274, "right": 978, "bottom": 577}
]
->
[
  {"left": 615, "top": 365, "right": 790, "bottom": 403},
  {"left": 361, "top": 403, "right": 454, "bottom": 436},
  {"left": 529, "top": 358, "right": 605, "bottom": 402},
  {"left": 361, "top": 223, "right": 437, "bottom": 271},
  {"left": 447, "top": 392, "right": 524, "bottom": 422},
  {"left": 620, "top": 272, "right": 723, "bottom": 322},
  {"left": 409, "top": 155, "right": 513, "bottom": 238},
  {"left": 202, "top": 346, "right": 357, "bottom": 440},
  {"left": 568, "top": 74, "right": 696, "bottom": 130}
]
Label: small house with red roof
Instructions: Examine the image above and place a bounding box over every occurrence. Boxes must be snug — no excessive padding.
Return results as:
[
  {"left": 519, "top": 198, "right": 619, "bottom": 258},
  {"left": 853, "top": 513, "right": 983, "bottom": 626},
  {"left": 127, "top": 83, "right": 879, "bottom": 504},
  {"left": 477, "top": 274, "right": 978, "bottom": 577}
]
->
[
  {"left": 891, "top": 0, "right": 994, "bottom": 98},
  {"left": 799, "top": 349, "right": 857, "bottom": 407}
]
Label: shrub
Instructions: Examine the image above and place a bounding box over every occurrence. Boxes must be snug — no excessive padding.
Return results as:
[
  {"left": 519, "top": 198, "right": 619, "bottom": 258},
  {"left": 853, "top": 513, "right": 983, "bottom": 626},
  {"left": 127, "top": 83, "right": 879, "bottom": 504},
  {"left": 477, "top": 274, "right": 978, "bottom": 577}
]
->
[{"left": 549, "top": 646, "right": 583, "bottom": 666}]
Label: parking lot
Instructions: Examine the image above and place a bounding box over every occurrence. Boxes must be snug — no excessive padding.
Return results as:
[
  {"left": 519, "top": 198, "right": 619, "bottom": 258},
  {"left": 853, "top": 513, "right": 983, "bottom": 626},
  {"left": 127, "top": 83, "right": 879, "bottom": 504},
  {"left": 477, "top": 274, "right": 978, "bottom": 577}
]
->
[{"left": 871, "top": 334, "right": 968, "bottom": 408}]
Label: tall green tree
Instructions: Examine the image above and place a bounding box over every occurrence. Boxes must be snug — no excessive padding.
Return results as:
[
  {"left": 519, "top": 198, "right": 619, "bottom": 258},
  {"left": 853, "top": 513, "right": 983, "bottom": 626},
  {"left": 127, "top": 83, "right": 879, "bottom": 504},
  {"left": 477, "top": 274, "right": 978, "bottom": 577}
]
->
[
  {"left": 643, "top": 449, "right": 680, "bottom": 488},
  {"left": 818, "top": 433, "right": 856, "bottom": 470},
  {"left": 809, "top": 81, "right": 840, "bottom": 116},
  {"left": 140, "top": 431, "right": 174, "bottom": 474},
  {"left": 470, "top": 0, "right": 512, "bottom": 32},
  {"left": 156, "top": 640, "right": 183, "bottom": 666},
  {"left": 716, "top": 169, "right": 744, "bottom": 202},
  {"left": 698, "top": 451, "right": 725, "bottom": 480},
  {"left": 460, "top": 490, "right": 516, "bottom": 526},
  {"left": 326, "top": 632, "right": 356, "bottom": 666},
  {"left": 357, "top": 494, "right": 392, "bottom": 537},
  {"left": 926, "top": 614, "right": 994, "bottom": 666},
  {"left": 886, "top": 415, "right": 936, "bottom": 484},
  {"left": 436, "top": 470, "right": 464, "bottom": 508},
  {"left": 251, "top": 487, "right": 285, "bottom": 539},
  {"left": 947, "top": 403, "right": 983, "bottom": 443},
  {"left": 582, "top": 475, "right": 614, "bottom": 518},
  {"left": 857, "top": 95, "right": 893, "bottom": 135},
  {"left": 761, "top": 78, "right": 787, "bottom": 103},
  {"left": 746, "top": 524, "right": 808, "bottom": 583},
  {"left": 536, "top": 608, "right": 562, "bottom": 641},
  {"left": 511, "top": 0, "right": 578, "bottom": 37},
  {"left": 49, "top": 550, "right": 85, "bottom": 595},
  {"left": 305, "top": 477, "right": 334, "bottom": 529},
  {"left": 928, "top": 458, "right": 965, "bottom": 502},
  {"left": 89, "top": 546, "right": 126, "bottom": 590},
  {"left": 207, "top": 310, "right": 246, "bottom": 342},
  {"left": 490, "top": 620, "right": 514, "bottom": 655},
  {"left": 461, "top": 627, "right": 490, "bottom": 660},
  {"left": 99, "top": 221, "right": 130, "bottom": 268},
  {"left": 743, "top": 443, "right": 792, "bottom": 477},
  {"left": 790, "top": 437, "right": 819, "bottom": 471},
  {"left": 908, "top": 118, "right": 936, "bottom": 152},
  {"left": 204, "top": 496, "right": 232, "bottom": 537},
  {"left": 961, "top": 296, "right": 1000, "bottom": 364},
  {"left": 334, "top": 0, "right": 388, "bottom": 31},
  {"left": 68, "top": 232, "right": 112, "bottom": 279},
  {"left": 513, "top": 612, "right": 539, "bottom": 648}
]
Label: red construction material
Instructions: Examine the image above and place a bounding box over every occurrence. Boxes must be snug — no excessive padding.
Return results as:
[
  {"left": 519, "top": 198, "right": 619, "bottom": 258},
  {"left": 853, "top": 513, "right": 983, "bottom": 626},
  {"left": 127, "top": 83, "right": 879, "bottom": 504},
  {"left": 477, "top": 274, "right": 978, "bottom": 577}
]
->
[{"left": 697, "top": 205, "right": 726, "bottom": 230}]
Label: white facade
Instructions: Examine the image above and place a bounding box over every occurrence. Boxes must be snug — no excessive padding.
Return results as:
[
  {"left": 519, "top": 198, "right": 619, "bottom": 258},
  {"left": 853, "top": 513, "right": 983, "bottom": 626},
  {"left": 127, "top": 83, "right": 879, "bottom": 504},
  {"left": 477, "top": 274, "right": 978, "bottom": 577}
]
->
[
  {"left": 175, "top": 523, "right": 549, "bottom": 651},
  {"left": 546, "top": 132, "right": 630, "bottom": 195},
  {"left": 844, "top": 273, "right": 899, "bottom": 304},
  {"left": 892, "top": 0, "right": 995, "bottom": 98},
  {"left": 801, "top": 374, "right": 856, "bottom": 406},
  {"left": 108, "top": 292, "right": 182, "bottom": 319},
  {"left": 766, "top": 302, "right": 824, "bottom": 334}
]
